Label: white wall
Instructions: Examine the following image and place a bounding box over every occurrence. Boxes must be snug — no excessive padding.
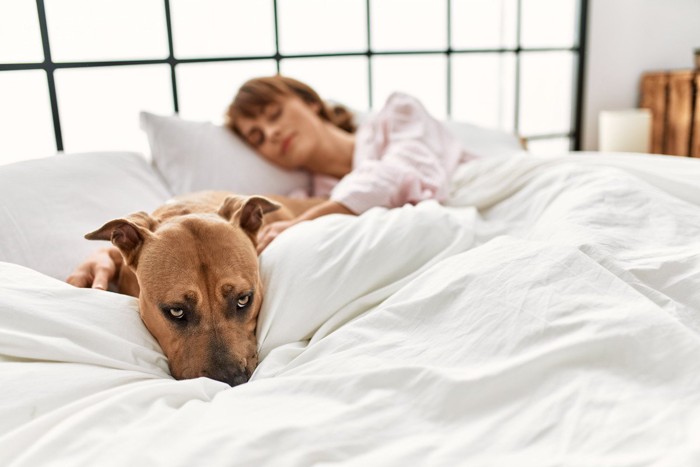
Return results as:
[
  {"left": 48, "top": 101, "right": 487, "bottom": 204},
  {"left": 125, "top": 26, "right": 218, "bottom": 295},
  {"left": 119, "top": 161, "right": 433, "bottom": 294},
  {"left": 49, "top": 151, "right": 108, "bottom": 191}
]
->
[{"left": 582, "top": 0, "right": 700, "bottom": 150}]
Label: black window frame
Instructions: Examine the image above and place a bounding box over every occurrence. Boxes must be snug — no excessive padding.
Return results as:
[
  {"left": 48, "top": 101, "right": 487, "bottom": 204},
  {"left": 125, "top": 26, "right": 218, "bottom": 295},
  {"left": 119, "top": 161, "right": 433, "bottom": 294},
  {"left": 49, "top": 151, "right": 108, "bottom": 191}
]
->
[{"left": 0, "top": 0, "right": 588, "bottom": 153}]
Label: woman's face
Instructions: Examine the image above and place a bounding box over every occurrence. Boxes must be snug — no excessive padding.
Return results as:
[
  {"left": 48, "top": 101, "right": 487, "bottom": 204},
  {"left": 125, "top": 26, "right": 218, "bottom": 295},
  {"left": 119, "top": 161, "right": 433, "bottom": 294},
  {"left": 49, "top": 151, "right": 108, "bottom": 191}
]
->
[{"left": 234, "top": 94, "right": 324, "bottom": 170}]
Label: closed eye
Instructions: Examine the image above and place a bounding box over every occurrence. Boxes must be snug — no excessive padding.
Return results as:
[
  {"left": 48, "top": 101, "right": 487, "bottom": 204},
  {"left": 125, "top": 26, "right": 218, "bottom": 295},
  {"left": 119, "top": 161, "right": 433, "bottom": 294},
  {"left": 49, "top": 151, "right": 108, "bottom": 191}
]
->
[
  {"left": 248, "top": 129, "right": 263, "bottom": 147},
  {"left": 269, "top": 105, "right": 282, "bottom": 121}
]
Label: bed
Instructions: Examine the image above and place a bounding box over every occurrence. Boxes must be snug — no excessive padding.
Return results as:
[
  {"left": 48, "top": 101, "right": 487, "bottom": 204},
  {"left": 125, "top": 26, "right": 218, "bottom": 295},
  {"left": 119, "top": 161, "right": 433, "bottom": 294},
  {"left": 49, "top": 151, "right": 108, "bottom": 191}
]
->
[{"left": 1, "top": 114, "right": 699, "bottom": 466}]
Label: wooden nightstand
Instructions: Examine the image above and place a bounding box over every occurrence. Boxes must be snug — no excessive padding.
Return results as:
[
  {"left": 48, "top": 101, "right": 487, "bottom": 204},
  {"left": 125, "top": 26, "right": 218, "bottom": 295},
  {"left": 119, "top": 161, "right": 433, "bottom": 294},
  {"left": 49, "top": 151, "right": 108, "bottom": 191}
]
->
[{"left": 640, "top": 70, "right": 700, "bottom": 157}]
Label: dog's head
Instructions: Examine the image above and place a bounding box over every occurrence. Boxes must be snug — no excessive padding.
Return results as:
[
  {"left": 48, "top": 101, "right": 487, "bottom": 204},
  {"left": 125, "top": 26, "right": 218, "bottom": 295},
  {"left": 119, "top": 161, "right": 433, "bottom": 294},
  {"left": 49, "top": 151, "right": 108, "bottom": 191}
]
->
[{"left": 86, "top": 195, "right": 280, "bottom": 387}]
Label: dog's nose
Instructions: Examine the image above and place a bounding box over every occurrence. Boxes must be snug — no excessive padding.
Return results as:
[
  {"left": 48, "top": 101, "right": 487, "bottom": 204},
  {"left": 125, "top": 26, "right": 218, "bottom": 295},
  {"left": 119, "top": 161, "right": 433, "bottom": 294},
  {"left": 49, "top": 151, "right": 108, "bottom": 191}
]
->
[
  {"left": 205, "top": 368, "right": 249, "bottom": 387},
  {"left": 226, "top": 372, "right": 249, "bottom": 387}
]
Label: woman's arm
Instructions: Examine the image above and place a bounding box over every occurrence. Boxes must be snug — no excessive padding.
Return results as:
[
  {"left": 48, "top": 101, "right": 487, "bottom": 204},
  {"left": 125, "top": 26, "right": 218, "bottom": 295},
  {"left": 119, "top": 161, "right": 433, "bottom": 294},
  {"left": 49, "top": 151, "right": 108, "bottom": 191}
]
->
[
  {"left": 294, "top": 199, "right": 354, "bottom": 221},
  {"left": 256, "top": 200, "right": 354, "bottom": 253},
  {"left": 66, "top": 246, "right": 123, "bottom": 290},
  {"left": 328, "top": 92, "right": 465, "bottom": 215}
]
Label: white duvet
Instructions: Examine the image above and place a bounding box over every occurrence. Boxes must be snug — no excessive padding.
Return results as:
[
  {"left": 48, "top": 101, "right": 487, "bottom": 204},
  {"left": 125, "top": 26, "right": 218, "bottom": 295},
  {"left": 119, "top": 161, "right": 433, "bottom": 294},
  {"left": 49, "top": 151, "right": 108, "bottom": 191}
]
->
[{"left": 1, "top": 152, "right": 700, "bottom": 466}]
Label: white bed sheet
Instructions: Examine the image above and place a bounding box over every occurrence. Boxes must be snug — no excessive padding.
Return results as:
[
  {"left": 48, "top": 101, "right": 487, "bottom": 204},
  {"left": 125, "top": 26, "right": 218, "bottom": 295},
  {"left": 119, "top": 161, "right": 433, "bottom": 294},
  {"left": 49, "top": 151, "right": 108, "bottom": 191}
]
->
[{"left": 1, "top": 152, "right": 700, "bottom": 466}]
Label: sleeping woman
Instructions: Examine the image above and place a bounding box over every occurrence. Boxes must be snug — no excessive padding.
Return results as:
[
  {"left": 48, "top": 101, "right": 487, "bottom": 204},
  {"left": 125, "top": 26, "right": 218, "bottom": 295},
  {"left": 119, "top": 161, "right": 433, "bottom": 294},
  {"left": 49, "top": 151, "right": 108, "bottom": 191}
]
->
[{"left": 67, "top": 74, "right": 476, "bottom": 288}]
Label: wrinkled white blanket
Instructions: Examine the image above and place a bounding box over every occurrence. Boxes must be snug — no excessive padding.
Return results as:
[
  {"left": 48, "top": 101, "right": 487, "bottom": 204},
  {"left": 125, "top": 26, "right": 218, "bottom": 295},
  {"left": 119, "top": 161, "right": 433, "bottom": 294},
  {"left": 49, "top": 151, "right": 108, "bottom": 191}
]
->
[{"left": 1, "top": 152, "right": 700, "bottom": 466}]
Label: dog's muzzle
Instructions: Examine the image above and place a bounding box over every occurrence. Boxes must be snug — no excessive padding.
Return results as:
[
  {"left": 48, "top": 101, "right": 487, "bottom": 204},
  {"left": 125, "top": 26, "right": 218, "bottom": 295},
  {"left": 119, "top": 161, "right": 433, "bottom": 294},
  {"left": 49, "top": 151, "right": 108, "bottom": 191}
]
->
[{"left": 205, "top": 368, "right": 249, "bottom": 387}]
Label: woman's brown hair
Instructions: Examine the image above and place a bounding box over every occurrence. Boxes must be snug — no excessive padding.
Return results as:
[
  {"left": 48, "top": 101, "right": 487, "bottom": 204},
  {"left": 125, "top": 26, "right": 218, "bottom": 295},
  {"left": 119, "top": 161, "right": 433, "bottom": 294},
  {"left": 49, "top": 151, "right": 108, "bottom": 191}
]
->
[{"left": 225, "top": 75, "right": 356, "bottom": 136}]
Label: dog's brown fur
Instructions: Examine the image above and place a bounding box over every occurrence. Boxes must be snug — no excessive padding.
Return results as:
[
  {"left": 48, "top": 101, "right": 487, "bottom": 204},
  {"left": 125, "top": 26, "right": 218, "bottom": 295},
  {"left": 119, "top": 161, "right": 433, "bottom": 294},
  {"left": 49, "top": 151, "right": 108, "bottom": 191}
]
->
[{"left": 85, "top": 191, "right": 323, "bottom": 386}]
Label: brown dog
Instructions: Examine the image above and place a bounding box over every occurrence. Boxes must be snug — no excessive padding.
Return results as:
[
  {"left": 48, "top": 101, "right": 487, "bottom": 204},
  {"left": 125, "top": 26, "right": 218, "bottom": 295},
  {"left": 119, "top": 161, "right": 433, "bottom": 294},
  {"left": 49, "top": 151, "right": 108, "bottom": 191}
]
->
[{"left": 84, "top": 191, "right": 322, "bottom": 387}]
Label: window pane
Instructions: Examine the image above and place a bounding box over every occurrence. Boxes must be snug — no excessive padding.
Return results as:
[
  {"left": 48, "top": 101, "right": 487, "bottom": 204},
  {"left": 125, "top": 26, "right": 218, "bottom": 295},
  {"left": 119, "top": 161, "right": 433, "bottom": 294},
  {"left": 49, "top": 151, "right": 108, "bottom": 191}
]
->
[
  {"left": 45, "top": 0, "right": 168, "bottom": 62},
  {"left": 55, "top": 65, "right": 173, "bottom": 156},
  {"left": 281, "top": 57, "right": 369, "bottom": 112},
  {"left": 451, "top": 53, "right": 516, "bottom": 131},
  {"left": 526, "top": 137, "right": 571, "bottom": 156},
  {"left": 0, "top": 0, "right": 44, "bottom": 63},
  {"left": 278, "top": 0, "right": 366, "bottom": 55},
  {"left": 451, "top": 0, "right": 517, "bottom": 50},
  {"left": 518, "top": 51, "right": 574, "bottom": 136},
  {"left": 171, "top": 0, "right": 275, "bottom": 59},
  {"left": 372, "top": 55, "right": 447, "bottom": 118},
  {"left": 0, "top": 71, "right": 55, "bottom": 165},
  {"left": 371, "top": 0, "right": 447, "bottom": 51},
  {"left": 521, "top": 0, "right": 578, "bottom": 48},
  {"left": 177, "top": 60, "right": 277, "bottom": 124}
]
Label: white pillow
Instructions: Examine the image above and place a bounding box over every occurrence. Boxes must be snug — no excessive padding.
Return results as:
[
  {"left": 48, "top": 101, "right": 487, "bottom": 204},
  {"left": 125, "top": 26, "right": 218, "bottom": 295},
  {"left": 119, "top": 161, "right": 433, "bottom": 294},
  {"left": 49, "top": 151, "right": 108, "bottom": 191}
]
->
[
  {"left": 443, "top": 119, "right": 526, "bottom": 158},
  {"left": 140, "top": 112, "right": 312, "bottom": 196},
  {"left": 0, "top": 151, "right": 171, "bottom": 281}
]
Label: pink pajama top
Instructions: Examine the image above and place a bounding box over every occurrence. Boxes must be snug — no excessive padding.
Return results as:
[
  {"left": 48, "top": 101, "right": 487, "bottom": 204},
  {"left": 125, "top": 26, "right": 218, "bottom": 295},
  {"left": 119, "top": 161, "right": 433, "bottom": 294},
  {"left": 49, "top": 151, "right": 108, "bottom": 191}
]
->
[{"left": 308, "top": 92, "right": 476, "bottom": 214}]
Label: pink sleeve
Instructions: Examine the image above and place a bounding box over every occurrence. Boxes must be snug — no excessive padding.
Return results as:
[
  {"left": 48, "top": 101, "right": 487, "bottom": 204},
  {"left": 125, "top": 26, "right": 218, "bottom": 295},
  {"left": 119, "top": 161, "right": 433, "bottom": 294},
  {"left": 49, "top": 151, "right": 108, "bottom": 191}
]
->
[
  {"left": 330, "top": 93, "right": 464, "bottom": 214},
  {"left": 286, "top": 173, "right": 339, "bottom": 199}
]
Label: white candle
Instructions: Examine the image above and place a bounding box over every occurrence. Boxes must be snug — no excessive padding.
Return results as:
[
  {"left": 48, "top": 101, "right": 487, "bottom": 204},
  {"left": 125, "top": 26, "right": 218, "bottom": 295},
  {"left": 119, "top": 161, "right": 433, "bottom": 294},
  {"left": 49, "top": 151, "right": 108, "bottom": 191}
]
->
[{"left": 599, "top": 109, "right": 652, "bottom": 153}]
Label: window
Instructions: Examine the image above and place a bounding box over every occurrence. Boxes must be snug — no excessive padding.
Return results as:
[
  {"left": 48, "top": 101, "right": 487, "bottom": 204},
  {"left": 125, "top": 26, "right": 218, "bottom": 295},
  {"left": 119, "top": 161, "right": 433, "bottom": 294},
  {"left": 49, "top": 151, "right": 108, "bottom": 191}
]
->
[
  {"left": 177, "top": 60, "right": 277, "bottom": 123},
  {"left": 0, "top": 0, "right": 587, "bottom": 164},
  {"left": 55, "top": 65, "right": 173, "bottom": 154},
  {"left": 280, "top": 56, "right": 369, "bottom": 112},
  {"left": 44, "top": 0, "right": 169, "bottom": 62},
  {"left": 0, "top": 70, "right": 55, "bottom": 164}
]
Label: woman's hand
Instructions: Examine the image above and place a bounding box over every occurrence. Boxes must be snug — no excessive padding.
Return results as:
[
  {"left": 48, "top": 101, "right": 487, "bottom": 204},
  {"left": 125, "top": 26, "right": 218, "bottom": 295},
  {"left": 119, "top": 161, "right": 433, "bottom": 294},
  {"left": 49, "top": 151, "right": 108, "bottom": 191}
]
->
[
  {"left": 66, "top": 246, "right": 122, "bottom": 290},
  {"left": 256, "top": 200, "right": 354, "bottom": 254},
  {"left": 257, "top": 220, "right": 300, "bottom": 254}
]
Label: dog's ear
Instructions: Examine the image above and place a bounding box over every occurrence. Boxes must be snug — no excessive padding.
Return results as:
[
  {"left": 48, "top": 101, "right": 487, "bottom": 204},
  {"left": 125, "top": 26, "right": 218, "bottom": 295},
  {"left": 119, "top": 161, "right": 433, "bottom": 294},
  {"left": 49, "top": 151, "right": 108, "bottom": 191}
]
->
[
  {"left": 85, "top": 211, "right": 158, "bottom": 267},
  {"left": 218, "top": 195, "right": 281, "bottom": 237}
]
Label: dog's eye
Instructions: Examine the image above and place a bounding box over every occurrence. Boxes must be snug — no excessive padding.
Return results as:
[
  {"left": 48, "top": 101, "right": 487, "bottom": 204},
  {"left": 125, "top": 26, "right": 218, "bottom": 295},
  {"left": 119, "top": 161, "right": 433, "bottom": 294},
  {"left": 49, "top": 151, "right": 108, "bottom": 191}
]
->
[
  {"left": 169, "top": 308, "right": 185, "bottom": 319},
  {"left": 159, "top": 304, "right": 190, "bottom": 325},
  {"left": 237, "top": 293, "right": 252, "bottom": 309}
]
